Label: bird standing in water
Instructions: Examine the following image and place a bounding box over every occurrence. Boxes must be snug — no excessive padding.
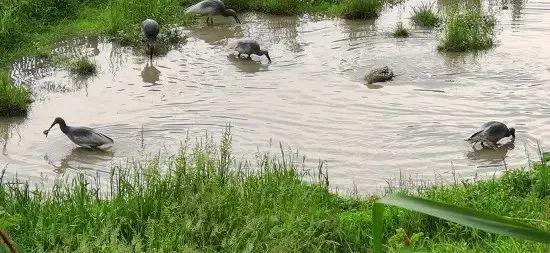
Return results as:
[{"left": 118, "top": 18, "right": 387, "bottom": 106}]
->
[
  {"left": 141, "top": 19, "right": 160, "bottom": 62},
  {"left": 234, "top": 39, "right": 271, "bottom": 62},
  {"left": 185, "top": 0, "right": 241, "bottom": 25},
  {"left": 467, "top": 121, "right": 515, "bottom": 149},
  {"left": 43, "top": 117, "right": 114, "bottom": 149}
]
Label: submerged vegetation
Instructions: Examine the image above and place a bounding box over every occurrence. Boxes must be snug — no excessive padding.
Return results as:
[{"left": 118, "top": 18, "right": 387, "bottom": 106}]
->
[
  {"left": 393, "top": 22, "right": 410, "bottom": 37},
  {"left": 0, "top": 135, "right": 549, "bottom": 252},
  {"left": 0, "top": 71, "right": 30, "bottom": 117},
  {"left": 438, "top": 9, "right": 495, "bottom": 52},
  {"left": 69, "top": 58, "right": 97, "bottom": 76},
  {"left": 411, "top": 4, "right": 441, "bottom": 27}
]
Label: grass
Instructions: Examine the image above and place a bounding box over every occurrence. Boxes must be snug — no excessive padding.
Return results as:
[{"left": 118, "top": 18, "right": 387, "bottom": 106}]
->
[
  {"left": 0, "top": 71, "right": 30, "bottom": 117},
  {"left": 0, "top": 133, "right": 548, "bottom": 252},
  {"left": 438, "top": 8, "right": 495, "bottom": 52},
  {"left": 69, "top": 58, "right": 97, "bottom": 76},
  {"left": 411, "top": 3, "right": 440, "bottom": 27},
  {"left": 336, "top": 0, "right": 385, "bottom": 19},
  {"left": 393, "top": 22, "right": 410, "bottom": 37}
]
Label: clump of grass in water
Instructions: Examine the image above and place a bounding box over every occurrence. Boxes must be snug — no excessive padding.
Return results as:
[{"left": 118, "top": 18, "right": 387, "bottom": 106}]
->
[
  {"left": 69, "top": 58, "right": 97, "bottom": 75},
  {"left": 438, "top": 9, "right": 494, "bottom": 52},
  {"left": 0, "top": 70, "right": 30, "bottom": 117},
  {"left": 411, "top": 3, "right": 440, "bottom": 27},
  {"left": 337, "top": 0, "right": 385, "bottom": 19},
  {"left": 393, "top": 22, "right": 410, "bottom": 37}
]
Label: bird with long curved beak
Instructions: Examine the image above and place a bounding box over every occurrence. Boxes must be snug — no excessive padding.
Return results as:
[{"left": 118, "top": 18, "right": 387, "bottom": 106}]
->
[
  {"left": 234, "top": 39, "right": 271, "bottom": 63},
  {"left": 43, "top": 117, "right": 114, "bottom": 149},
  {"left": 186, "top": 0, "right": 241, "bottom": 25}
]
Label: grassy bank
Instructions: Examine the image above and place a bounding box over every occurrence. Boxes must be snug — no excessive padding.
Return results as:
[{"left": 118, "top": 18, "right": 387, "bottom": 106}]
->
[{"left": 1, "top": 135, "right": 548, "bottom": 252}]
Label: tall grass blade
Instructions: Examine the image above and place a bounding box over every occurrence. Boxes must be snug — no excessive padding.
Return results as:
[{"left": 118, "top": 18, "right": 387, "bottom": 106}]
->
[
  {"left": 375, "top": 193, "right": 550, "bottom": 245},
  {"left": 372, "top": 202, "right": 385, "bottom": 253}
]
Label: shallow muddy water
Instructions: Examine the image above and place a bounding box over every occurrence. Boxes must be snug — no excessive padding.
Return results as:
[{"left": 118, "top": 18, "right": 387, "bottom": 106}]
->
[{"left": 2, "top": 0, "right": 550, "bottom": 192}]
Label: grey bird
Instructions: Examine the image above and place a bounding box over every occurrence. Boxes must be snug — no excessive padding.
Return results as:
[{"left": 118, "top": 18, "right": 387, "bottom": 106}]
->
[
  {"left": 43, "top": 117, "right": 114, "bottom": 149},
  {"left": 141, "top": 19, "right": 160, "bottom": 62},
  {"left": 185, "top": 0, "right": 241, "bottom": 25},
  {"left": 234, "top": 39, "right": 271, "bottom": 62},
  {"left": 467, "top": 121, "right": 515, "bottom": 149}
]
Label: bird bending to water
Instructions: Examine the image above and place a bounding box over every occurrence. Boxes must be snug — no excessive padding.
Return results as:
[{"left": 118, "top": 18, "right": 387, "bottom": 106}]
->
[
  {"left": 43, "top": 117, "right": 114, "bottom": 149},
  {"left": 467, "top": 121, "right": 515, "bottom": 149},
  {"left": 234, "top": 39, "right": 271, "bottom": 62},
  {"left": 185, "top": 0, "right": 241, "bottom": 24},
  {"left": 141, "top": 19, "right": 160, "bottom": 62}
]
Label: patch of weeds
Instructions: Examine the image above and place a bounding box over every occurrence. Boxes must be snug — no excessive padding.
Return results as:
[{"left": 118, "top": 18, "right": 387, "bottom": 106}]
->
[
  {"left": 438, "top": 9, "right": 494, "bottom": 52},
  {"left": 0, "top": 70, "right": 30, "bottom": 117},
  {"left": 336, "top": 0, "right": 385, "bottom": 20},
  {"left": 411, "top": 3, "right": 440, "bottom": 27},
  {"left": 69, "top": 58, "right": 97, "bottom": 76},
  {"left": 393, "top": 22, "right": 410, "bottom": 37}
]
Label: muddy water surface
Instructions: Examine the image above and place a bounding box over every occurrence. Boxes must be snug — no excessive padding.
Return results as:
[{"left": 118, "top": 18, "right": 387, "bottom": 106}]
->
[{"left": 2, "top": 0, "right": 550, "bottom": 192}]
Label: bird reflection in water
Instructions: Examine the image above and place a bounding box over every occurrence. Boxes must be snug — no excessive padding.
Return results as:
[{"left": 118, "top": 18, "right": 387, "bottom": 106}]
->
[
  {"left": 466, "top": 142, "right": 515, "bottom": 165},
  {"left": 44, "top": 147, "right": 114, "bottom": 174},
  {"left": 227, "top": 55, "right": 268, "bottom": 74},
  {"left": 141, "top": 63, "right": 161, "bottom": 85}
]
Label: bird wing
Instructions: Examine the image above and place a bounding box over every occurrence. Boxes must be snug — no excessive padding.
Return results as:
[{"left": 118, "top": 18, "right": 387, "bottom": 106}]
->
[
  {"left": 69, "top": 127, "right": 114, "bottom": 147},
  {"left": 186, "top": 0, "right": 222, "bottom": 14},
  {"left": 235, "top": 41, "right": 251, "bottom": 53},
  {"left": 467, "top": 130, "right": 484, "bottom": 143}
]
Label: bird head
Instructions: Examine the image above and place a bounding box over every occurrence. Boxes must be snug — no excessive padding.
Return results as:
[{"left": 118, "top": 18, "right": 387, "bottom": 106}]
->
[
  {"left": 223, "top": 9, "right": 240, "bottom": 24},
  {"left": 259, "top": 50, "right": 271, "bottom": 63},
  {"left": 44, "top": 117, "right": 66, "bottom": 137},
  {"left": 508, "top": 128, "right": 516, "bottom": 139}
]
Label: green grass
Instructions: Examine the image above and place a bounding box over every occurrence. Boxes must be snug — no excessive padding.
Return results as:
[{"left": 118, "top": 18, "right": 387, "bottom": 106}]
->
[
  {"left": 69, "top": 58, "right": 97, "bottom": 76},
  {"left": 438, "top": 9, "right": 495, "bottom": 52},
  {"left": 411, "top": 3, "right": 440, "bottom": 27},
  {"left": 1, "top": 134, "right": 548, "bottom": 252},
  {"left": 0, "top": 70, "right": 30, "bottom": 117},
  {"left": 335, "top": 0, "right": 385, "bottom": 19},
  {"left": 393, "top": 22, "right": 410, "bottom": 37}
]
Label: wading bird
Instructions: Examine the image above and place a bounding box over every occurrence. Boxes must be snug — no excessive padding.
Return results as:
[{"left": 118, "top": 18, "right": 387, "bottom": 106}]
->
[
  {"left": 467, "top": 121, "right": 515, "bottom": 149},
  {"left": 185, "top": 0, "right": 241, "bottom": 25},
  {"left": 234, "top": 39, "right": 271, "bottom": 62},
  {"left": 141, "top": 19, "right": 160, "bottom": 62},
  {"left": 43, "top": 117, "right": 114, "bottom": 149}
]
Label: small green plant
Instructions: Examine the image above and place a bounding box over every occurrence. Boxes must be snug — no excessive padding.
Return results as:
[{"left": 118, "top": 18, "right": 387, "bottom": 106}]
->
[
  {"left": 393, "top": 22, "right": 410, "bottom": 37},
  {"left": 0, "top": 71, "right": 30, "bottom": 117},
  {"left": 337, "top": 0, "right": 385, "bottom": 19},
  {"left": 69, "top": 58, "right": 97, "bottom": 75},
  {"left": 438, "top": 9, "right": 494, "bottom": 52},
  {"left": 411, "top": 4, "right": 440, "bottom": 27}
]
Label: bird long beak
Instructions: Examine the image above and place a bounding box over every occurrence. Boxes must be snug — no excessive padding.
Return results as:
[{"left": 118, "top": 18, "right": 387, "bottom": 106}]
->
[
  {"left": 234, "top": 14, "right": 241, "bottom": 24},
  {"left": 265, "top": 52, "right": 271, "bottom": 63},
  {"left": 43, "top": 122, "right": 56, "bottom": 137}
]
